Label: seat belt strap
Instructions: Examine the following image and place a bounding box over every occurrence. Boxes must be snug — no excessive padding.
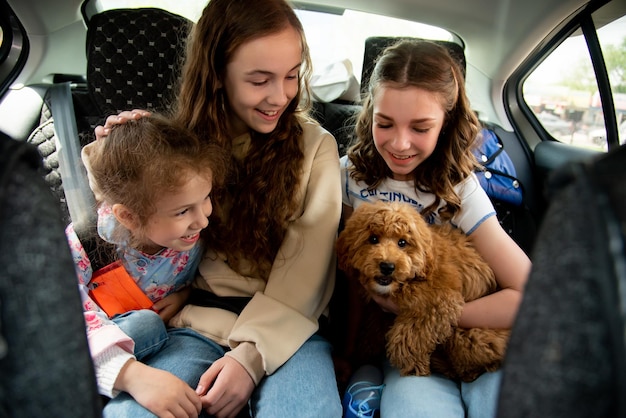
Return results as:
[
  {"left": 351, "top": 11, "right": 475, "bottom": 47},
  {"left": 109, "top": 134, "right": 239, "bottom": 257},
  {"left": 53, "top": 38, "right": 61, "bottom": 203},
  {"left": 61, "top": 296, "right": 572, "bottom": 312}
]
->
[{"left": 50, "top": 82, "right": 95, "bottom": 229}]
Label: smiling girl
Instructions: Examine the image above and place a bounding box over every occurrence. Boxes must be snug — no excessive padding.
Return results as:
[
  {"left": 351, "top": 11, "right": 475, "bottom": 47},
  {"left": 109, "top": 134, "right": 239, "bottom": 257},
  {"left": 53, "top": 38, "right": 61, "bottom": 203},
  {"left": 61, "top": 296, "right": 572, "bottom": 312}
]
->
[
  {"left": 67, "top": 114, "right": 226, "bottom": 418},
  {"left": 341, "top": 40, "right": 531, "bottom": 418},
  {"left": 91, "top": 0, "right": 343, "bottom": 416}
]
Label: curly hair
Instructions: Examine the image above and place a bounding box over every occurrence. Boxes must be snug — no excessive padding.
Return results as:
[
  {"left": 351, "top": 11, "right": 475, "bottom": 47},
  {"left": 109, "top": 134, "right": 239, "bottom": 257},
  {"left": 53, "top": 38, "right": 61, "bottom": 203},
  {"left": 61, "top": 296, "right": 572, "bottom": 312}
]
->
[
  {"left": 173, "top": 0, "right": 314, "bottom": 278},
  {"left": 347, "top": 40, "right": 480, "bottom": 222},
  {"left": 88, "top": 114, "right": 228, "bottom": 243}
]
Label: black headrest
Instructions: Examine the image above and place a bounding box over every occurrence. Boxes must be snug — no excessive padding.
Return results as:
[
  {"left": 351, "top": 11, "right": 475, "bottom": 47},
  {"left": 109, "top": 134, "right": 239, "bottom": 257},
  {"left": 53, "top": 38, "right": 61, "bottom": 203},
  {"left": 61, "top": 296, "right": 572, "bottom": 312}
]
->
[
  {"left": 361, "top": 36, "right": 466, "bottom": 93},
  {"left": 86, "top": 8, "right": 191, "bottom": 115}
]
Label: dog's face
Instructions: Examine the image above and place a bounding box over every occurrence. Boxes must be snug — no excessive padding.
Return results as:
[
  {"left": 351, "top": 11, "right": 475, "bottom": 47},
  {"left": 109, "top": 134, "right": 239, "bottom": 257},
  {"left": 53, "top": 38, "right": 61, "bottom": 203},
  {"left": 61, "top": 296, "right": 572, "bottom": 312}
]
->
[{"left": 337, "top": 201, "right": 435, "bottom": 300}]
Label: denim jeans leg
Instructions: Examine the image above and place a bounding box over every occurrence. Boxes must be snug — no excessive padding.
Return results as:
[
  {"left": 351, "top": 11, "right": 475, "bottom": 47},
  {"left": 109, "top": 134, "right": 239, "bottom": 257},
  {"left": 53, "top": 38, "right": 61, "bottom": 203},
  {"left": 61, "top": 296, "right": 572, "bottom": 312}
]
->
[
  {"left": 380, "top": 361, "right": 465, "bottom": 418},
  {"left": 461, "top": 370, "right": 502, "bottom": 418},
  {"left": 112, "top": 309, "right": 168, "bottom": 360},
  {"left": 103, "top": 327, "right": 225, "bottom": 418},
  {"left": 251, "top": 334, "right": 342, "bottom": 418}
]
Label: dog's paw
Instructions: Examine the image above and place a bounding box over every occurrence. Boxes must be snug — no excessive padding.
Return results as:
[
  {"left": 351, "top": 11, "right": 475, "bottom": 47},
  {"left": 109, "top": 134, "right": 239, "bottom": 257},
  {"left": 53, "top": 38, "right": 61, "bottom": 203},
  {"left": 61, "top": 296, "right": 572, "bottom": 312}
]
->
[
  {"left": 389, "top": 352, "right": 431, "bottom": 377},
  {"left": 444, "top": 328, "right": 510, "bottom": 382},
  {"left": 403, "top": 363, "right": 431, "bottom": 377},
  {"left": 386, "top": 316, "right": 442, "bottom": 377},
  {"left": 455, "top": 328, "right": 510, "bottom": 360},
  {"left": 386, "top": 335, "right": 432, "bottom": 377}
]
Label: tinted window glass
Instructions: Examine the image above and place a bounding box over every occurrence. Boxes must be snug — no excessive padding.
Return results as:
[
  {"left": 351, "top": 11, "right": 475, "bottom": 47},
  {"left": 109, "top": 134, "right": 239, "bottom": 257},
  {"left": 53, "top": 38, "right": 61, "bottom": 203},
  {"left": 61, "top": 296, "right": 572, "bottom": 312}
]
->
[{"left": 523, "top": 11, "right": 626, "bottom": 151}]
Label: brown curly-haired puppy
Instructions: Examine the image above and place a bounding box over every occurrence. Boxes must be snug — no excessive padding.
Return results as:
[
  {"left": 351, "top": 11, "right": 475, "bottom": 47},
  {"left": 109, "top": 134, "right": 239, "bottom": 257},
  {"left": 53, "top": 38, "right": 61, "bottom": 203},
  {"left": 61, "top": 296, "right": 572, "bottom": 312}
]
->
[{"left": 336, "top": 201, "right": 509, "bottom": 382}]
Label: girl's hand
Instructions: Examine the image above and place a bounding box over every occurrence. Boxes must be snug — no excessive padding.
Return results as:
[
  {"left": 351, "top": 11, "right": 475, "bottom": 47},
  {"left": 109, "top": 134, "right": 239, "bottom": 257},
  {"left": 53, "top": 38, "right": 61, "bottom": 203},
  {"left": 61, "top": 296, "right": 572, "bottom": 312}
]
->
[
  {"left": 153, "top": 287, "right": 191, "bottom": 324},
  {"left": 116, "top": 359, "right": 202, "bottom": 418},
  {"left": 371, "top": 293, "right": 399, "bottom": 315},
  {"left": 94, "top": 109, "right": 151, "bottom": 140},
  {"left": 196, "top": 356, "right": 255, "bottom": 418}
]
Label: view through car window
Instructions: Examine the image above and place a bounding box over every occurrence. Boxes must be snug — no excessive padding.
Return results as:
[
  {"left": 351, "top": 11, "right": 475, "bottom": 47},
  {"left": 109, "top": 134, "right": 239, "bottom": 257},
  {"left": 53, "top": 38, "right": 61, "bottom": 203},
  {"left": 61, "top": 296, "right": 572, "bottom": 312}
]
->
[
  {"left": 96, "top": 0, "right": 455, "bottom": 88},
  {"left": 296, "top": 9, "right": 454, "bottom": 83},
  {"left": 523, "top": 11, "right": 626, "bottom": 151}
]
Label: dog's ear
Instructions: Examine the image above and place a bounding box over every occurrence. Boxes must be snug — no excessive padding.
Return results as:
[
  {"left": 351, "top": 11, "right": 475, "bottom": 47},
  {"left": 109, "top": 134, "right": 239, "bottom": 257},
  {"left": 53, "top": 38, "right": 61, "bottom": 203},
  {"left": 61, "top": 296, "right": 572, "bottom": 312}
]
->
[
  {"left": 336, "top": 205, "right": 373, "bottom": 273},
  {"left": 405, "top": 207, "right": 436, "bottom": 278},
  {"left": 336, "top": 224, "right": 361, "bottom": 273}
]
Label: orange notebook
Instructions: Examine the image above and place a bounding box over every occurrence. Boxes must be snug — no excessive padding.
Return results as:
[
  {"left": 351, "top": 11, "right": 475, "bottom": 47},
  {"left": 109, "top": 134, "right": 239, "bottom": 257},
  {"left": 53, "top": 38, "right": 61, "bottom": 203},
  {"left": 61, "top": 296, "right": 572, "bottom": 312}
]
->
[{"left": 88, "top": 261, "right": 154, "bottom": 318}]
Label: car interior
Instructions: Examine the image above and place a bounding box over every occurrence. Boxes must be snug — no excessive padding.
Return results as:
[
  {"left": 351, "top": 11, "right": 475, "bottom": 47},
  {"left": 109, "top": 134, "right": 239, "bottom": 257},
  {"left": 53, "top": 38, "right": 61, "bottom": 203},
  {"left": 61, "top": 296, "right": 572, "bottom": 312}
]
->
[
  {"left": 1, "top": 0, "right": 626, "bottom": 415},
  {"left": 1, "top": 3, "right": 546, "bottom": 252}
]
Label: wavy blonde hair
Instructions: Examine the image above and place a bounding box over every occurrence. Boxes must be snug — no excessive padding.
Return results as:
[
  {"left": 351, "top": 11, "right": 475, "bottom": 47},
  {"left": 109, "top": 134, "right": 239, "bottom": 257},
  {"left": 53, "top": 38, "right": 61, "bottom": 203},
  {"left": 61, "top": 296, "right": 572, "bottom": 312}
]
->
[
  {"left": 173, "top": 0, "right": 314, "bottom": 278},
  {"left": 347, "top": 40, "right": 480, "bottom": 222}
]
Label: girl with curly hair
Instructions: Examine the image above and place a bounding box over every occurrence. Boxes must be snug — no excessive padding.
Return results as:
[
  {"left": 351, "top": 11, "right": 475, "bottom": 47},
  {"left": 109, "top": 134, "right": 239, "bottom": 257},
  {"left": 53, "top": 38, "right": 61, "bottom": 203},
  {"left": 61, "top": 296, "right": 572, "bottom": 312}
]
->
[{"left": 70, "top": 114, "right": 227, "bottom": 417}]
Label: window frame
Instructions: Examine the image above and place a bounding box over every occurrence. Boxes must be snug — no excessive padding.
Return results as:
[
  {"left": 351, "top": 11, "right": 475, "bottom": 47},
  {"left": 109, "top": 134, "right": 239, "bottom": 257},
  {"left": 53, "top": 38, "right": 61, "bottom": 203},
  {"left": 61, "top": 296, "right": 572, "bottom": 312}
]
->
[
  {"left": 504, "top": 0, "right": 622, "bottom": 151},
  {"left": 0, "top": 0, "right": 29, "bottom": 98}
]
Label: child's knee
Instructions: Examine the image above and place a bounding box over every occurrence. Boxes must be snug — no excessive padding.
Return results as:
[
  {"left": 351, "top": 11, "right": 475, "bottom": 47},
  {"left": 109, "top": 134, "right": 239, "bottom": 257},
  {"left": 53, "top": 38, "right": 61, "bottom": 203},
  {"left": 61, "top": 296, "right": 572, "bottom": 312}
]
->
[{"left": 113, "top": 309, "right": 168, "bottom": 357}]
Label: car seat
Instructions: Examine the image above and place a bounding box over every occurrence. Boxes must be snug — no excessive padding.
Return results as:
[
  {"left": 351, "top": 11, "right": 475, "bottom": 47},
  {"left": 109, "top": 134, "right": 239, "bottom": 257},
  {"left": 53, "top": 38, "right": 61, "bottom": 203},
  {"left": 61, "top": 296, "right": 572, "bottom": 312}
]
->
[
  {"left": 26, "top": 7, "right": 192, "bottom": 225},
  {"left": 84, "top": 7, "right": 191, "bottom": 115},
  {"left": 0, "top": 131, "right": 102, "bottom": 418},
  {"left": 497, "top": 145, "right": 626, "bottom": 417},
  {"left": 360, "top": 36, "right": 466, "bottom": 95}
]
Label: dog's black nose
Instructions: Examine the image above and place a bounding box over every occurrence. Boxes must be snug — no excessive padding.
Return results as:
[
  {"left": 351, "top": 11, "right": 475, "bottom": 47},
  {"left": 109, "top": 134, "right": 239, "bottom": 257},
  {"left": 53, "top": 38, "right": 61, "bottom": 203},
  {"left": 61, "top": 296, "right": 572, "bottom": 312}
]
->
[{"left": 379, "top": 261, "right": 395, "bottom": 276}]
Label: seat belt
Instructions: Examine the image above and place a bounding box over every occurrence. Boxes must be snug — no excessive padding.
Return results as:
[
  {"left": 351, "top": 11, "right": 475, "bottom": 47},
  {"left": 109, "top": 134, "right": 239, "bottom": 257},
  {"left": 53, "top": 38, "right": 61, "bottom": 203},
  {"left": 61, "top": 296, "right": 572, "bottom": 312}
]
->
[{"left": 50, "top": 82, "right": 96, "bottom": 229}]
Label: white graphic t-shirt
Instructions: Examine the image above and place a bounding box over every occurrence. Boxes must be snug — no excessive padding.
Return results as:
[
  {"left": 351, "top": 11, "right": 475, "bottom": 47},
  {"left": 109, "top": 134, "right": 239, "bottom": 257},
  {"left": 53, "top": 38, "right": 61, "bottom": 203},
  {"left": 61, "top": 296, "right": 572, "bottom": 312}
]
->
[{"left": 340, "top": 155, "right": 495, "bottom": 235}]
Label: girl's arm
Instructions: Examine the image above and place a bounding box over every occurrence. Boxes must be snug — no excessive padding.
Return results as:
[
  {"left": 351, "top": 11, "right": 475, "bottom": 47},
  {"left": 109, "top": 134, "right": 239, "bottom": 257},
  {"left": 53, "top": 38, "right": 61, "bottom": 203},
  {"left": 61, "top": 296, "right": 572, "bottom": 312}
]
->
[
  {"left": 66, "top": 222, "right": 137, "bottom": 397},
  {"left": 462, "top": 215, "right": 531, "bottom": 329},
  {"left": 67, "top": 224, "right": 201, "bottom": 415},
  {"left": 115, "top": 359, "right": 202, "bottom": 418},
  {"left": 153, "top": 286, "right": 191, "bottom": 323}
]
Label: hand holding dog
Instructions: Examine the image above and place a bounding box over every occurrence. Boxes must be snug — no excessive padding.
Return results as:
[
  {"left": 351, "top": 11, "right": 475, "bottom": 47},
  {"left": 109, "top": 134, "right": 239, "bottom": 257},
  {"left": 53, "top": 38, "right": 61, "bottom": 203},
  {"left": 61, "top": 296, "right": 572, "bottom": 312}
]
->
[
  {"left": 370, "top": 293, "right": 397, "bottom": 314},
  {"left": 336, "top": 201, "right": 509, "bottom": 382}
]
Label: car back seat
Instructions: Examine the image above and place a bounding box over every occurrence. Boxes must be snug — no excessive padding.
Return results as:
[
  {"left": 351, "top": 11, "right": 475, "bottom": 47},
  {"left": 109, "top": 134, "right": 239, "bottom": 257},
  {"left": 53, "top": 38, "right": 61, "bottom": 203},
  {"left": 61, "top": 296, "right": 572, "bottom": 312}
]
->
[
  {"left": 25, "top": 7, "right": 192, "bottom": 225},
  {"left": 310, "top": 100, "right": 360, "bottom": 156},
  {"left": 84, "top": 8, "right": 191, "bottom": 116},
  {"left": 360, "top": 36, "right": 467, "bottom": 92},
  {"left": 497, "top": 145, "right": 626, "bottom": 417}
]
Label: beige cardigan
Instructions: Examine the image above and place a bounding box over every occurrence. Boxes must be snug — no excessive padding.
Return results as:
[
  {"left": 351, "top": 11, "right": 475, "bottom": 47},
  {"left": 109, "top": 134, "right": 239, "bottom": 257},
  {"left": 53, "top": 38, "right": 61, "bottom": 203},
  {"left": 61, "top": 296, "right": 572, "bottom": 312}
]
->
[{"left": 169, "top": 121, "right": 341, "bottom": 385}]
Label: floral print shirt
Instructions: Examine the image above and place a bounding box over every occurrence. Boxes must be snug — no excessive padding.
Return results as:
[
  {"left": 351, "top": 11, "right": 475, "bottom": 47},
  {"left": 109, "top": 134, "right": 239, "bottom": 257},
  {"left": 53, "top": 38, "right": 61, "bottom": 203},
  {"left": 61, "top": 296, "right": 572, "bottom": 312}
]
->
[{"left": 66, "top": 203, "right": 203, "bottom": 397}]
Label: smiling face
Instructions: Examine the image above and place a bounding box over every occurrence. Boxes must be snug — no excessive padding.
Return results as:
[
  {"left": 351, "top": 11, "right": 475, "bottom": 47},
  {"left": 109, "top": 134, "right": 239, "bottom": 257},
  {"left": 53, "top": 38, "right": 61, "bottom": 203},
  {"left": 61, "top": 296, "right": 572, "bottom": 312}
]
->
[
  {"left": 372, "top": 85, "right": 445, "bottom": 181},
  {"left": 128, "top": 172, "right": 214, "bottom": 254},
  {"left": 224, "top": 26, "right": 302, "bottom": 137}
]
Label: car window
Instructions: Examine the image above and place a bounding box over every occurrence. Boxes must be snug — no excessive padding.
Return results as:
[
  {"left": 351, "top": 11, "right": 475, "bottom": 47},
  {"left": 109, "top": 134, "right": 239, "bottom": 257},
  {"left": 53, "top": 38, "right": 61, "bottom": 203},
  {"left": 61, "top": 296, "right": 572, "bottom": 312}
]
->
[
  {"left": 0, "top": 1, "right": 28, "bottom": 97},
  {"left": 94, "top": 0, "right": 456, "bottom": 87},
  {"left": 523, "top": 8, "right": 626, "bottom": 151},
  {"left": 596, "top": 13, "right": 626, "bottom": 148},
  {"left": 295, "top": 8, "right": 454, "bottom": 83}
]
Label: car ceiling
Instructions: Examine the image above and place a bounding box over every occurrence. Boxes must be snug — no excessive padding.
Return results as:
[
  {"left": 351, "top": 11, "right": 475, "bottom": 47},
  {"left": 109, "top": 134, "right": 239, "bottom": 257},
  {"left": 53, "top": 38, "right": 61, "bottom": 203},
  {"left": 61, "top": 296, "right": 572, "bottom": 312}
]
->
[
  {"left": 299, "top": 0, "right": 591, "bottom": 81},
  {"left": 6, "top": 0, "right": 622, "bottom": 85}
]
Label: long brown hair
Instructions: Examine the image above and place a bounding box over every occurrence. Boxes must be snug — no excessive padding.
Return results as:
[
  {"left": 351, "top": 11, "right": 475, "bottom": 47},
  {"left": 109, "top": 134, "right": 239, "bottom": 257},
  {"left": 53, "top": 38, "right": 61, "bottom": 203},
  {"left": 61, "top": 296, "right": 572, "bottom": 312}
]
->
[
  {"left": 174, "top": 0, "right": 314, "bottom": 278},
  {"left": 348, "top": 40, "right": 480, "bottom": 221}
]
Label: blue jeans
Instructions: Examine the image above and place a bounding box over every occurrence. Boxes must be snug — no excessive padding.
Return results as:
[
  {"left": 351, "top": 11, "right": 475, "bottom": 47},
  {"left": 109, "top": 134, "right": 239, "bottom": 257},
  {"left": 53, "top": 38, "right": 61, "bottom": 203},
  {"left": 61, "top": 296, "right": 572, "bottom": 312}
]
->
[
  {"left": 103, "top": 328, "right": 342, "bottom": 418},
  {"left": 380, "top": 361, "right": 502, "bottom": 418},
  {"left": 112, "top": 309, "right": 168, "bottom": 360}
]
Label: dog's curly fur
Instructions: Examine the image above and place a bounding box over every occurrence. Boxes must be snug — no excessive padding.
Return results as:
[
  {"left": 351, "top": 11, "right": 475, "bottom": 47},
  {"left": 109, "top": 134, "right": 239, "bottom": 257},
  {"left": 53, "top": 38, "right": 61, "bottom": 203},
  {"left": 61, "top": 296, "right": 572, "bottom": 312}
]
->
[{"left": 336, "top": 201, "right": 509, "bottom": 382}]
